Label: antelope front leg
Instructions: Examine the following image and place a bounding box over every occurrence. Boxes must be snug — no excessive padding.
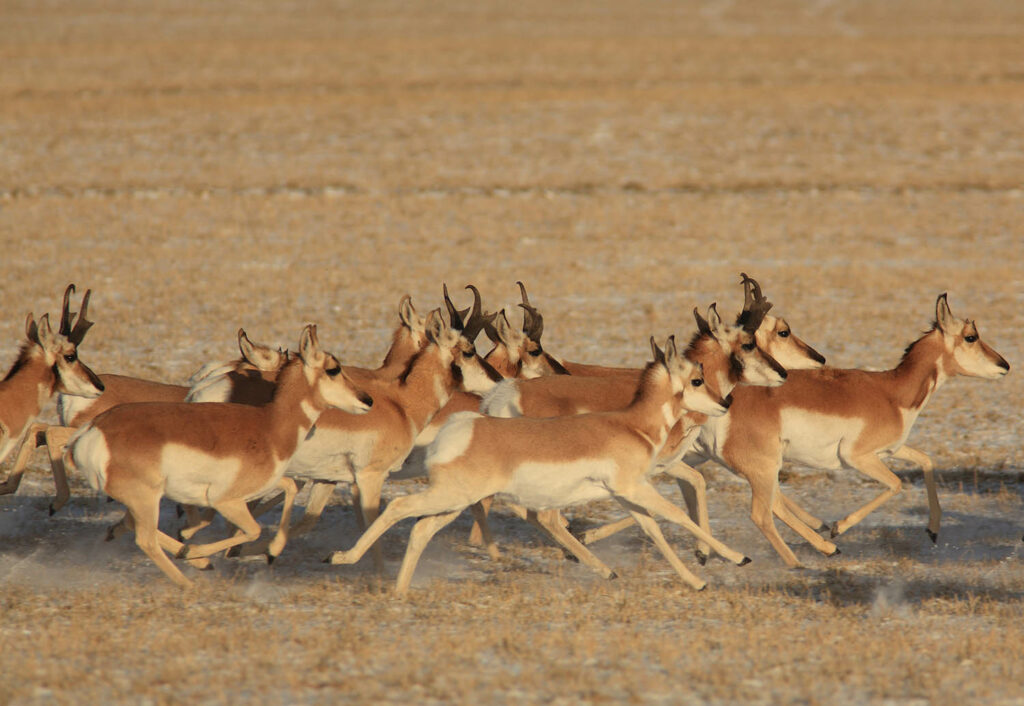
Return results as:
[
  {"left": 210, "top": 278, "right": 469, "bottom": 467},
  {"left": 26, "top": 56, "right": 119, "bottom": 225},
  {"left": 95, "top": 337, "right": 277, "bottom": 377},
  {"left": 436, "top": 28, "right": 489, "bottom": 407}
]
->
[
  {"left": 772, "top": 496, "right": 839, "bottom": 557},
  {"left": 778, "top": 493, "right": 826, "bottom": 532},
  {"left": 0, "top": 424, "right": 47, "bottom": 496},
  {"left": 891, "top": 446, "right": 939, "bottom": 542},
  {"left": 354, "top": 468, "right": 389, "bottom": 571},
  {"left": 666, "top": 462, "right": 711, "bottom": 563},
  {"left": 467, "top": 495, "right": 494, "bottom": 546},
  {"left": 289, "top": 480, "right": 335, "bottom": 536},
  {"left": 614, "top": 501, "right": 706, "bottom": 591},
  {"left": 266, "top": 477, "right": 299, "bottom": 562}
]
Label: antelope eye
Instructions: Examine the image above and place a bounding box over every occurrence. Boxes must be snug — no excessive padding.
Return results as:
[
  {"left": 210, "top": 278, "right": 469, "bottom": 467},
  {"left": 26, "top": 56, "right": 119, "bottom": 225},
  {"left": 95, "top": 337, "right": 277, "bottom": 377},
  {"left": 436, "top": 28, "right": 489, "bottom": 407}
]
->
[
  {"left": 964, "top": 335, "right": 977, "bottom": 343},
  {"left": 325, "top": 365, "right": 341, "bottom": 377},
  {"left": 778, "top": 330, "right": 790, "bottom": 338},
  {"left": 528, "top": 349, "right": 542, "bottom": 357},
  {"left": 462, "top": 349, "right": 475, "bottom": 359},
  {"left": 742, "top": 342, "right": 756, "bottom": 351},
  {"left": 691, "top": 378, "right": 704, "bottom": 388},
  {"left": 63, "top": 353, "right": 77, "bottom": 363}
]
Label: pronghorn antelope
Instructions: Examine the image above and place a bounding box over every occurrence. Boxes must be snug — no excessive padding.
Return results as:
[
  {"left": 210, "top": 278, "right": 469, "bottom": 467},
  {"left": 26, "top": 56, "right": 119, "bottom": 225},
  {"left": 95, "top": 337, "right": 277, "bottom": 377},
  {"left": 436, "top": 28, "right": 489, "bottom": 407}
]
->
[
  {"left": 65, "top": 325, "right": 373, "bottom": 588},
  {"left": 234, "top": 289, "right": 503, "bottom": 566},
  {"left": 3, "top": 327, "right": 290, "bottom": 515},
  {"left": 0, "top": 285, "right": 104, "bottom": 509},
  {"left": 327, "top": 336, "right": 751, "bottom": 594},
  {"left": 682, "top": 293, "right": 1009, "bottom": 567}
]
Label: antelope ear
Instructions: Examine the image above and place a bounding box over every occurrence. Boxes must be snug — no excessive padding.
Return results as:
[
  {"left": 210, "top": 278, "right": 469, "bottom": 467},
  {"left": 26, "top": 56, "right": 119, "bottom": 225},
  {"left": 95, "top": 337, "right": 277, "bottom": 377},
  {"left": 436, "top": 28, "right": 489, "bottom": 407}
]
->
[
  {"left": 665, "top": 335, "right": 679, "bottom": 366},
  {"left": 398, "top": 295, "right": 420, "bottom": 329},
  {"left": 298, "top": 324, "right": 320, "bottom": 364},
  {"left": 36, "top": 313, "right": 56, "bottom": 351},
  {"left": 706, "top": 303, "right": 723, "bottom": 336},
  {"left": 693, "top": 307, "right": 711, "bottom": 336},
  {"left": 935, "top": 293, "right": 955, "bottom": 332},
  {"left": 238, "top": 328, "right": 257, "bottom": 361},
  {"left": 425, "top": 308, "right": 446, "bottom": 345},
  {"left": 25, "top": 313, "right": 39, "bottom": 344},
  {"left": 495, "top": 310, "right": 517, "bottom": 346},
  {"left": 649, "top": 336, "right": 666, "bottom": 366}
]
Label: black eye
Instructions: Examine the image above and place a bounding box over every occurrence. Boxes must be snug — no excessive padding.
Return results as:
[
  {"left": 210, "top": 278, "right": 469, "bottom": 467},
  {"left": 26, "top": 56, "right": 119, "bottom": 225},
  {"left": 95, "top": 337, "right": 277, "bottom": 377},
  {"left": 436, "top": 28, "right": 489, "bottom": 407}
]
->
[
  {"left": 528, "top": 349, "right": 542, "bottom": 357},
  {"left": 325, "top": 366, "right": 341, "bottom": 377},
  {"left": 691, "top": 378, "right": 703, "bottom": 387},
  {"left": 742, "top": 343, "right": 756, "bottom": 351},
  {"left": 778, "top": 330, "right": 790, "bottom": 338},
  {"left": 964, "top": 335, "right": 977, "bottom": 343},
  {"left": 63, "top": 353, "right": 77, "bottom": 363}
]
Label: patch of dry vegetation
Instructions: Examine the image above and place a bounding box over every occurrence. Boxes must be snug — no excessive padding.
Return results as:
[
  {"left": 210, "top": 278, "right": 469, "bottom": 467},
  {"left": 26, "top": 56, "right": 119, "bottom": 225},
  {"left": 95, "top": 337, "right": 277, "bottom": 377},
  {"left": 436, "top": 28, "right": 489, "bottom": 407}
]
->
[{"left": 1, "top": 0, "right": 1023, "bottom": 703}]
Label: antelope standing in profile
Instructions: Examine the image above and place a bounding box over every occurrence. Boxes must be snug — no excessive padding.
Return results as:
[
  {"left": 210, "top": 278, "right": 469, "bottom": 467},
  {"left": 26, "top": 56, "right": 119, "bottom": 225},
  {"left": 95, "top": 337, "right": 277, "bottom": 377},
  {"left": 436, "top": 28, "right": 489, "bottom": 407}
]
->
[
  {"left": 684, "top": 293, "right": 1009, "bottom": 567},
  {"left": 0, "top": 285, "right": 105, "bottom": 509},
  {"left": 65, "top": 325, "right": 373, "bottom": 588},
  {"left": 327, "top": 337, "right": 750, "bottom": 594}
]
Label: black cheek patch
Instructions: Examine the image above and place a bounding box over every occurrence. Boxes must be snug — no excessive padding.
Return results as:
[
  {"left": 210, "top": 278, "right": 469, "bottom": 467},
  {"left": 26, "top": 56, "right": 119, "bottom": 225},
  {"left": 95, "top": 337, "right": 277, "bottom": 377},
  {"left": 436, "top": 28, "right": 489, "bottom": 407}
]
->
[
  {"left": 729, "top": 353, "right": 744, "bottom": 382},
  {"left": 479, "top": 358, "right": 504, "bottom": 382},
  {"left": 450, "top": 361, "right": 464, "bottom": 386}
]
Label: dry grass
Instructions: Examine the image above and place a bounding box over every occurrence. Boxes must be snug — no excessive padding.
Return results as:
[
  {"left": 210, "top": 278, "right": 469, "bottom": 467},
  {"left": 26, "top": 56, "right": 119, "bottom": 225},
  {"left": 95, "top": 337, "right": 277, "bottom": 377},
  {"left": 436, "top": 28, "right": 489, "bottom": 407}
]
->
[{"left": 1, "top": 0, "right": 1023, "bottom": 703}]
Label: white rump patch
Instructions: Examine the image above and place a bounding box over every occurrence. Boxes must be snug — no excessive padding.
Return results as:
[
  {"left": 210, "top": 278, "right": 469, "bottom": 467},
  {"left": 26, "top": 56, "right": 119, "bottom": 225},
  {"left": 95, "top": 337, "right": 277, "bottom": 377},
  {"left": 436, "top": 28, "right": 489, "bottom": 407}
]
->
[
  {"left": 68, "top": 425, "right": 111, "bottom": 492},
  {"left": 425, "top": 412, "right": 481, "bottom": 468},
  {"left": 186, "top": 374, "right": 233, "bottom": 403},
  {"left": 479, "top": 379, "right": 522, "bottom": 418}
]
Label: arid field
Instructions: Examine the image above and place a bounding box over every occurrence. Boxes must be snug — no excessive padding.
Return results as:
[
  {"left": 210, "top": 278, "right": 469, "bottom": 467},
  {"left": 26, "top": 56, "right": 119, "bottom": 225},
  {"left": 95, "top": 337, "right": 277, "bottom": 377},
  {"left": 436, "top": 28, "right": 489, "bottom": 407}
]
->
[{"left": 1, "top": 1, "right": 1023, "bottom": 704}]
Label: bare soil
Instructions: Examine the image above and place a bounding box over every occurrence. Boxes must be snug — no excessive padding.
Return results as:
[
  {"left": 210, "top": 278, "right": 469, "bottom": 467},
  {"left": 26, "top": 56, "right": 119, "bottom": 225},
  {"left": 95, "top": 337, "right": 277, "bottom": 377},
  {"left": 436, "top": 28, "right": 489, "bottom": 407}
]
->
[{"left": 1, "top": 1, "right": 1022, "bottom": 704}]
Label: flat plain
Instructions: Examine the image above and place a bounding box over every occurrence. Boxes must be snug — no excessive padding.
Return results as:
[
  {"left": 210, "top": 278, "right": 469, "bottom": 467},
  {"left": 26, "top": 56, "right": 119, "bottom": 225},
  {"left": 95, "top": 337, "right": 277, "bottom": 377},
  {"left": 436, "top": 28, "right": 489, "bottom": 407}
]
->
[{"left": 1, "top": 1, "right": 1023, "bottom": 704}]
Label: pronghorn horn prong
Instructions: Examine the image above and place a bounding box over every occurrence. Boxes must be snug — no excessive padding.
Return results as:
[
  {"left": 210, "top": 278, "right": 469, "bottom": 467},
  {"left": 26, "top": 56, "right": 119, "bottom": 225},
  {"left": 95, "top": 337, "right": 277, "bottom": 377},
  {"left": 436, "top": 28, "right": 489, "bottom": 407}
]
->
[
  {"left": 516, "top": 281, "right": 544, "bottom": 341},
  {"left": 67, "top": 287, "right": 95, "bottom": 345},
  {"left": 59, "top": 284, "right": 76, "bottom": 337},
  {"left": 481, "top": 310, "right": 502, "bottom": 343},
  {"left": 442, "top": 283, "right": 466, "bottom": 331},
  {"left": 460, "top": 284, "right": 486, "bottom": 342},
  {"left": 737, "top": 274, "right": 772, "bottom": 334}
]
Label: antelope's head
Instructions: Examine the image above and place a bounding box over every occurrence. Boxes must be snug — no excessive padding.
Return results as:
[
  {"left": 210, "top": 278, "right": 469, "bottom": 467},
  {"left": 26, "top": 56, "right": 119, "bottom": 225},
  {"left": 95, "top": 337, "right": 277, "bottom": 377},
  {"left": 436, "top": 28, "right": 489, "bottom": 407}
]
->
[
  {"left": 737, "top": 274, "right": 825, "bottom": 371},
  {"left": 934, "top": 293, "right": 1010, "bottom": 380},
  {"left": 653, "top": 336, "right": 730, "bottom": 418},
  {"left": 434, "top": 285, "right": 505, "bottom": 394},
  {"left": 695, "top": 300, "right": 787, "bottom": 389},
  {"left": 298, "top": 325, "right": 373, "bottom": 414},
  {"left": 481, "top": 282, "right": 570, "bottom": 379},
  {"left": 24, "top": 284, "right": 104, "bottom": 399}
]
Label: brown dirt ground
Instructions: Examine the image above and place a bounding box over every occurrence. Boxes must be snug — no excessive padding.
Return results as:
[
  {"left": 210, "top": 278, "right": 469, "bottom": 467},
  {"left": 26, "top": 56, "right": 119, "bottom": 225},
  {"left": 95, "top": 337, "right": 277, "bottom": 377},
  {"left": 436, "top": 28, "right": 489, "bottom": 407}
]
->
[{"left": 1, "top": 1, "right": 1023, "bottom": 704}]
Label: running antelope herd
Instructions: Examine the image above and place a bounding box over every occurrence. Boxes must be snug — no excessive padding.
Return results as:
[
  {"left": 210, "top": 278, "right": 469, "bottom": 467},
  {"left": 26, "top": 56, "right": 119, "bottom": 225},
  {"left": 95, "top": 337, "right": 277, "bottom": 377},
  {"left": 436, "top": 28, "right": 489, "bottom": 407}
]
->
[{"left": 0, "top": 278, "right": 1011, "bottom": 593}]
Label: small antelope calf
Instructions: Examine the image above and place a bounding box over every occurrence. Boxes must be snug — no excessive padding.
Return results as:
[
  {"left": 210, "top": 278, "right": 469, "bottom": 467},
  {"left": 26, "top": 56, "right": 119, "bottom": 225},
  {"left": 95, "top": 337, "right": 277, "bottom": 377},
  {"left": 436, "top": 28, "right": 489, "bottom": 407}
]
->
[
  {"left": 66, "top": 325, "right": 373, "bottom": 588},
  {"left": 0, "top": 285, "right": 104, "bottom": 507},
  {"left": 327, "top": 337, "right": 750, "bottom": 594}
]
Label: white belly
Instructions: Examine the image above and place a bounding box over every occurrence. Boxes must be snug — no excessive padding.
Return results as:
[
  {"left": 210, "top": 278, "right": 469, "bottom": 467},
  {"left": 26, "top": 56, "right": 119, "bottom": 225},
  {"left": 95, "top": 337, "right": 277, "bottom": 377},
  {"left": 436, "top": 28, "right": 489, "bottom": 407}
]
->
[
  {"left": 160, "top": 444, "right": 277, "bottom": 506},
  {"left": 284, "top": 426, "right": 375, "bottom": 483},
  {"left": 780, "top": 409, "right": 865, "bottom": 470},
  {"left": 501, "top": 458, "right": 618, "bottom": 511}
]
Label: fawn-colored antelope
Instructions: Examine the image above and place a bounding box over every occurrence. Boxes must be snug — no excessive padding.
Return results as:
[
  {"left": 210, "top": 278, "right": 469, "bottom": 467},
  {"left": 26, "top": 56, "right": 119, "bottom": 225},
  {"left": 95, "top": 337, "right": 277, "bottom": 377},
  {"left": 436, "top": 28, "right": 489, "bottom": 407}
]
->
[
  {"left": 327, "top": 336, "right": 750, "bottom": 593},
  {"left": 65, "top": 325, "right": 373, "bottom": 588},
  {"left": 0, "top": 285, "right": 104, "bottom": 509},
  {"left": 683, "top": 293, "right": 1009, "bottom": 566}
]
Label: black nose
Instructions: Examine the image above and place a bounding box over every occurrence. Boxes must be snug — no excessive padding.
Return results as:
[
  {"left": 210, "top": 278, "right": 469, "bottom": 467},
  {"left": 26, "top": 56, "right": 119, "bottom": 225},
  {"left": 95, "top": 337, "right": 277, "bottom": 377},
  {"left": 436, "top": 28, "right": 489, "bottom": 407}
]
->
[
  {"left": 359, "top": 393, "right": 374, "bottom": 408},
  {"left": 723, "top": 394, "right": 733, "bottom": 409}
]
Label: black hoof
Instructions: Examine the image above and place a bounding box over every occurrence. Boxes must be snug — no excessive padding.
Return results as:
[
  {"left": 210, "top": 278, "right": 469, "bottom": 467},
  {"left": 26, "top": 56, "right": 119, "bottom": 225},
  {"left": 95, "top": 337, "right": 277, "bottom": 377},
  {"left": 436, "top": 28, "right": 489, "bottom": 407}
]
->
[
  {"left": 829, "top": 546, "right": 842, "bottom": 557},
  {"left": 176, "top": 530, "right": 184, "bottom": 542},
  {"left": 562, "top": 551, "right": 580, "bottom": 563},
  {"left": 199, "top": 562, "right": 215, "bottom": 572},
  {"left": 830, "top": 522, "right": 840, "bottom": 538},
  {"left": 696, "top": 584, "right": 707, "bottom": 592},
  {"left": 926, "top": 528, "right": 938, "bottom": 544},
  {"left": 48, "top": 504, "right": 56, "bottom": 517},
  {"left": 226, "top": 546, "right": 241, "bottom": 559},
  {"left": 175, "top": 546, "right": 189, "bottom": 559},
  {"left": 607, "top": 571, "right": 619, "bottom": 580},
  {"left": 739, "top": 556, "right": 752, "bottom": 567},
  {"left": 266, "top": 554, "right": 276, "bottom": 566},
  {"left": 322, "top": 554, "right": 333, "bottom": 564},
  {"left": 104, "top": 528, "right": 116, "bottom": 542},
  {"left": 695, "top": 550, "right": 708, "bottom": 566}
]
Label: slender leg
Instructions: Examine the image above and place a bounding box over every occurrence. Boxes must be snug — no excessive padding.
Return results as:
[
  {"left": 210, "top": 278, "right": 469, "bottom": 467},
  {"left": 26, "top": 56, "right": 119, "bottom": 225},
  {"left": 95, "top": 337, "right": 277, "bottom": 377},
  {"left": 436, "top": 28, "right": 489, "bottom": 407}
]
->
[
  {"left": 772, "top": 496, "right": 839, "bottom": 556},
  {"left": 469, "top": 501, "right": 500, "bottom": 560},
  {"left": 779, "top": 493, "right": 826, "bottom": 532},
  {"left": 119, "top": 490, "right": 193, "bottom": 589},
  {"left": 248, "top": 478, "right": 306, "bottom": 518},
  {"left": 394, "top": 510, "right": 462, "bottom": 595},
  {"left": 615, "top": 500, "right": 706, "bottom": 591},
  {"left": 891, "top": 445, "right": 939, "bottom": 542},
  {"left": 353, "top": 468, "right": 389, "bottom": 571},
  {"left": 177, "top": 499, "right": 262, "bottom": 560},
  {"left": 45, "top": 426, "right": 76, "bottom": 514},
  {"left": 179, "top": 506, "right": 216, "bottom": 541},
  {"left": 289, "top": 480, "right": 335, "bottom": 536},
  {"left": 747, "top": 474, "right": 802, "bottom": 568},
  {"left": 667, "top": 462, "right": 711, "bottom": 562},
  {"left": 266, "top": 477, "right": 299, "bottom": 561},
  {"left": 831, "top": 454, "right": 902, "bottom": 537},
  {"left": 327, "top": 485, "right": 474, "bottom": 565},
  {"left": 615, "top": 481, "right": 750, "bottom": 566},
  {"left": 467, "top": 495, "right": 494, "bottom": 546},
  {"left": 0, "top": 423, "right": 47, "bottom": 496},
  {"left": 580, "top": 516, "right": 635, "bottom": 545},
  {"left": 527, "top": 509, "right": 617, "bottom": 579}
]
